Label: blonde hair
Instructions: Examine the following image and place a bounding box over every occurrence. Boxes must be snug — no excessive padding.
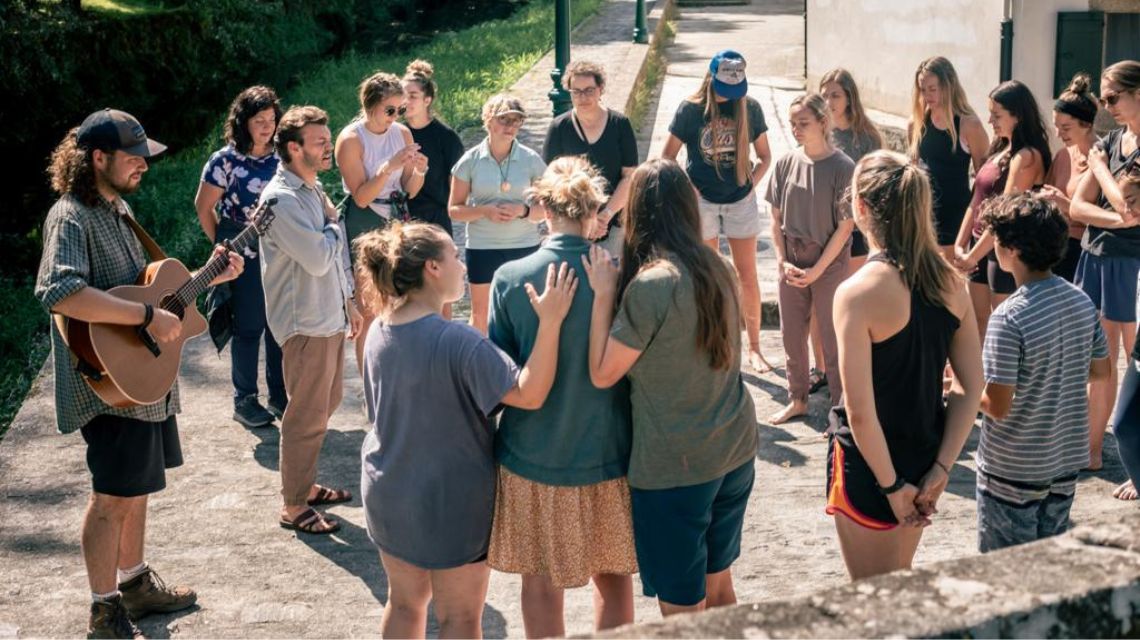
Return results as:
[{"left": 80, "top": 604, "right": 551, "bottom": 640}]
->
[
  {"left": 819, "top": 68, "right": 883, "bottom": 150},
  {"left": 908, "top": 57, "right": 976, "bottom": 157},
  {"left": 687, "top": 73, "right": 751, "bottom": 187},
  {"left": 526, "top": 156, "right": 608, "bottom": 220},
  {"left": 403, "top": 59, "right": 438, "bottom": 113},
  {"left": 481, "top": 94, "right": 526, "bottom": 128},
  {"left": 353, "top": 222, "right": 451, "bottom": 316},
  {"left": 562, "top": 60, "right": 607, "bottom": 90},
  {"left": 358, "top": 71, "right": 403, "bottom": 118},
  {"left": 854, "top": 150, "right": 958, "bottom": 307}
]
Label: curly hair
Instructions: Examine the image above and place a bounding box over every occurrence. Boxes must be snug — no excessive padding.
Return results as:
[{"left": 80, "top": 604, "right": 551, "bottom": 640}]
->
[
  {"left": 980, "top": 192, "right": 1068, "bottom": 272},
  {"left": 47, "top": 127, "right": 100, "bottom": 206},
  {"left": 562, "top": 60, "right": 607, "bottom": 90},
  {"left": 223, "top": 85, "right": 282, "bottom": 155},
  {"left": 526, "top": 156, "right": 607, "bottom": 221}
]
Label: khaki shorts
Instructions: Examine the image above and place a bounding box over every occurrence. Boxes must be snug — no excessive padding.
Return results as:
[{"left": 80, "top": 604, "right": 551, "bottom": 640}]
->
[{"left": 697, "top": 194, "right": 762, "bottom": 240}]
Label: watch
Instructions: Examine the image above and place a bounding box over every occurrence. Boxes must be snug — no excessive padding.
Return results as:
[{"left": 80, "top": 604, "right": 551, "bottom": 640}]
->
[
  {"left": 878, "top": 475, "right": 906, "bottom": 496},
  {"left": 521, "top": 202, "right": 531, "bottom": 219}
]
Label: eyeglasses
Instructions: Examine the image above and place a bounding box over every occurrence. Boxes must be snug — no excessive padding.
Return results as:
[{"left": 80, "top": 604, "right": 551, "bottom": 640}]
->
[
  {"left": 384, "top": 105, "right": 408, "bottom": 117},
  {"left": 495, "top": 115, "right": 525, "bottom": 127},
  {"left": 569, "top": 87, "right": 599, "bottom": 98}
]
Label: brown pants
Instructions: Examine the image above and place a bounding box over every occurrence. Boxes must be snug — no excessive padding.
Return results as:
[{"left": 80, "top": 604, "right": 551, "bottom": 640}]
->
[
  {"left": 280, "top": 333, "right": 345, "bottom": 507},
  {"left": 778, "top": 236, "right": 848, "bottom": 406}
]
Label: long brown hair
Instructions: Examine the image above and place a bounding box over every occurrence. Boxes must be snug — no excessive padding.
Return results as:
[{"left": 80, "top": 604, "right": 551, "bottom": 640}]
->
[
  {"left": 47, "top": 127, "right": 100, "bottom": 206},
  {"left": 908, "top": 56, "right": 976, "bottom": 157},
  {"left": 687, "top": 74, "right": 751, "bottom": 187},
  {"left": 853, "top": 150, "right": 958, "bottom": 307},
  {"left": 819, "top": 68, "right": 883, "bottom": 150},
  {"left": 619, "top": 159, "right": 741, "bottom": 370}
]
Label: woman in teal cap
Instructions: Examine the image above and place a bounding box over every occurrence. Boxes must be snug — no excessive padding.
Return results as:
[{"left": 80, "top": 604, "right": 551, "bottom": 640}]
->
[{"left": 663, "top": 49, "right": 773, "bottom": 372}]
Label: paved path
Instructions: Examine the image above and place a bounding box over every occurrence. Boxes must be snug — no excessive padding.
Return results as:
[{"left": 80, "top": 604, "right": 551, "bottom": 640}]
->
[{"left": 1, "top": 2, "right": 1136, "bottom": 639}]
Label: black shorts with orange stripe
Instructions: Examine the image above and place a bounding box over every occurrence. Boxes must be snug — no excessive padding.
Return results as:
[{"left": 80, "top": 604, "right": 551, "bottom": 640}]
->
[{"left": 825, "top": 436, "right": 896, "bottom": 530}]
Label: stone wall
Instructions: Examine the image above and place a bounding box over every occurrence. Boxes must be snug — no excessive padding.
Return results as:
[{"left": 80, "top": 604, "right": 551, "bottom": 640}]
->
[{"left": 592, "top": 511, "right": 1140, "bottom": 638}]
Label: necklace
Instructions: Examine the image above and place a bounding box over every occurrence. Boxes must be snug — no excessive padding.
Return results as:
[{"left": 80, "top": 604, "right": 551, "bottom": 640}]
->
[{"left": 496, "top": 140, "right": 514, "bottom": 192}]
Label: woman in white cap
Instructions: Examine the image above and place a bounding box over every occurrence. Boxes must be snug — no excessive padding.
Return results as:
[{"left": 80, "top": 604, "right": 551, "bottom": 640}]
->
[
  {"left": 450, "top": 94, "right": 547, "bottom": 334},
  {"left": 663, "top": 49, "right": 773, "bottom": 372}
]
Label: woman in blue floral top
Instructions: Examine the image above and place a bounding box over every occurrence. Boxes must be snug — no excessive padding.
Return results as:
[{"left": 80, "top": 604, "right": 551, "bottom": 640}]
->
[{"left": 194, "top": 85, "right": 286, "bottom": 428}]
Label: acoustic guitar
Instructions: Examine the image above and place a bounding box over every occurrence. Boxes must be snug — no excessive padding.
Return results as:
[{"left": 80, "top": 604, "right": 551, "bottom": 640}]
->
[{"left": 60, "top": 199, "right": 277, "bottom": 407}]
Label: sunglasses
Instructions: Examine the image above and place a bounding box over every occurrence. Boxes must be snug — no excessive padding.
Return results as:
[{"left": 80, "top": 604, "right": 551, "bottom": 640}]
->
[
  {"left": 383, "top": 105, "right": 408, "bottom": 117},
  {"left": 495, "top": 114, "right": 525, "bottom": 127},
  {"left": 1099, "top": 92, "right": 1129, "bottom": 108}
]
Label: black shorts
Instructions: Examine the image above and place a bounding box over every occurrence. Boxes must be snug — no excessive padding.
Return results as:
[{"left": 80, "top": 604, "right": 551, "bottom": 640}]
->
[
  {"left": 466, "top": 246, "right": 539, "bottom": 285},
  {"left": 81, "top": 414, "right": 182, "bottom": 497},
  {"left": 826, "top": 436, "right": 897, "bottom": 529},
  {"left": 850, "top": 229, "right": 869, "bottom": 258},
  {"left": 967, "top": 247, "right": 1016, "bottom": 295}
]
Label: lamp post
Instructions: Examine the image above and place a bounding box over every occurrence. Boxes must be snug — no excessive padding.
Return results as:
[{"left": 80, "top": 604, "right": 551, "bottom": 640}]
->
[
  {"left": 633, "top": 0, "right": 648, "bottom": 43},
  {"left": 548, "top": 0, "right": 572, "bottom": 116}
]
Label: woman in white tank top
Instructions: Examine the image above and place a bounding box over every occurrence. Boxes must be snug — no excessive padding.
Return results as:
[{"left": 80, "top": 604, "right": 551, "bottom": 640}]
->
[{"left": 335, "top": 70, "right": 428, "bottom": 376}]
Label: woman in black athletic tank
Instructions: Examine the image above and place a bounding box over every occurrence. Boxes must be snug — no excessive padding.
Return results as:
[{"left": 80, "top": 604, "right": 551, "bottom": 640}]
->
[
  {"left": 908, "top": 57, "right": 989, "bottom": 258},
  {"left": 828, "top": 150, "right": 983, "bottom": 580}
]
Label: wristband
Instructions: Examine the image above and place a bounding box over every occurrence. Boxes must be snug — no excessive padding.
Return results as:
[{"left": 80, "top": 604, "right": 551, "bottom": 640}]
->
[
  {"left": 413, "top": 166, "right": 427, "bottom": 176},
  {"left": 934, "top": 460, "right": 952, "bottom": 475},
  {"left": 139, "top": 303, "right": 154, "bottom": 330},
  {"left": 878, "top": 474, "right": 906, "bottom": 496}
]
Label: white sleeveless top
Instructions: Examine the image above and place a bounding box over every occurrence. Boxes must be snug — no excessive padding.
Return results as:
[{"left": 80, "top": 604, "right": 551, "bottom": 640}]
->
[{"left": 341, "top": 119, "right": 407, "bottom": 217}]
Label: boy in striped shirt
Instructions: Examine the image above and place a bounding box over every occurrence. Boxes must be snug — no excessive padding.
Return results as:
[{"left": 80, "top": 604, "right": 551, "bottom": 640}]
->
[{"left": 977, "top": 193, "right": 1110, "bottom": 552}]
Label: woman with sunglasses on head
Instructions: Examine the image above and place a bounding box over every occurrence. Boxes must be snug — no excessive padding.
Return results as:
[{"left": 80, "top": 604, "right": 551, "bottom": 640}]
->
[
  {"left": 952, "top": 80, "right": 1051, "bottom": 344},
  {"left": 450, "top": 94, "right": 547, "bottom": 335},
  {"left": 194, "top": 85, "right": 287, "bottom": 428},
  {"left": 542, "top": 60, "right": 639, "bottom": 257},
  {"left": 827, "top": 150, "right": 982, "bottom": 580},
  {"left": 1069, "top": 60, "right": 1140, "bottom": 474},
  {"left": 1042, "top": 73, "right": 1100, "bottom": 283},
  {"left": 402, "top": 60, "right": 465, "bottom": 319},
  {"left": 909, "top": 57, "right": 990, "bottom": 259},
  {"left": 582, "top": 158, "right": 757, "bottom": 619},
  {"left": 663, "top": 50, "right": 773, "bottom": 373},
  {"left": 336, "top": 70, "right": 428, "bottom": 374}
]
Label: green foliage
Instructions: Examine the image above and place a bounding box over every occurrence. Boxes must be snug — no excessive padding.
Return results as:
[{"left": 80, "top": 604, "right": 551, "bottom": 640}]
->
[{"left": 0, "top": 279, "right": 51, "bottom": 442}]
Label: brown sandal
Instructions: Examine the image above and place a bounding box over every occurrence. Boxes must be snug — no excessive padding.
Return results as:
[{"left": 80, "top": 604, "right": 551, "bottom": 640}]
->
[
  {"left": 307, "top": 485, "right": 353, "bottom": 507},
  {"left": 279, "top": 508, "right": 340, "bottom": 535}
]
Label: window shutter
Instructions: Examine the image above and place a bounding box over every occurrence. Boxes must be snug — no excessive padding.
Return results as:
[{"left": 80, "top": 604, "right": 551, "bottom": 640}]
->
[{"left": 1054, "top": 12, "right": 1104, "bottom": 98}]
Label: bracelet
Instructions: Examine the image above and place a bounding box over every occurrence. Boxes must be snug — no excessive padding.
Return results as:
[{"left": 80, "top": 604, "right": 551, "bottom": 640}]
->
[
  {"left": 878, "top": 474, "right": 906, "bottom": 496},
  {"left": 139, "top": 303, "right": 154, "bottom": 330},
  {"left": 934, "top": 460, "right": 952, "bottom": 475},
  {"left": 412, "top": 166, "right": 427, "bottom": 177},
  {"left": 521, "top": 203, "right": 531, "bottom": 219}
]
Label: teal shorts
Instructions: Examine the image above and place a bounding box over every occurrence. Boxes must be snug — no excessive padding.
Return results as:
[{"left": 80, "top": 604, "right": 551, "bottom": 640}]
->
[{"left": 630, "top": 459, "right": 754, "bottom": 606}]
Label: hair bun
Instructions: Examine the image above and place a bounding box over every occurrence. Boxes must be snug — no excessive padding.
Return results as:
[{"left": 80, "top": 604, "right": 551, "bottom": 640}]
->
[
  {"left": 406, "top": 59, "right": 434, "bottom": 80},
  {"left": 1067, "top": 72, "right": 1091, "bottom": 96}
]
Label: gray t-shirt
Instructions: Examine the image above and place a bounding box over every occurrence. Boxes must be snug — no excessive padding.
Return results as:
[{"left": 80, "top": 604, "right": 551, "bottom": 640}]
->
[
  {"left": 360, "top": 314, "right": 520, "bottom": 569},
  {"left": 764, "top": 149, "right": 854, "bottom": 248},
  {"left": 830, "top": 127, "right": 879, "bottom": 164},
  {"left": 611, "top": 258, "right": 759, "bottom": 490}
]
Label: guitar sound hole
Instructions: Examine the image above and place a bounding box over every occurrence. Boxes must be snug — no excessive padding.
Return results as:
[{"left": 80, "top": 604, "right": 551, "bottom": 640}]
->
[{"left": 159, "top": 295, "right": 186, "bottom": 320}]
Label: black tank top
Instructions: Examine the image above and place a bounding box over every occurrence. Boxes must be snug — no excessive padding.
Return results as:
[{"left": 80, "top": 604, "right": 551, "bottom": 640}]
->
[
  {"left": 835, "top": 254, "right": 961, "bottom": 480},
  {"left": 918, "top": 114, "right": 972, "bottom": 241}
]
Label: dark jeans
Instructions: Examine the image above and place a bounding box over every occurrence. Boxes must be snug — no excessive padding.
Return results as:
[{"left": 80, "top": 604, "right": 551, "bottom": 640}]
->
[
  {"left": 1112, "top": 359, "right": 1140, "bottom": 487},
  {"left": 976, "top": 488, "right": 1073, "bottom": 553},
  {"left": 217, "top": 218, "right": 284, "bottom": 403}
]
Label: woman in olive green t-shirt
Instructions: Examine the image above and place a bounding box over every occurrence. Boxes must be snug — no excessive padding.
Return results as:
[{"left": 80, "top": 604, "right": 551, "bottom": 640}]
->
[{"left": 583, "top": 159, "right": 758, "bottom": 616}]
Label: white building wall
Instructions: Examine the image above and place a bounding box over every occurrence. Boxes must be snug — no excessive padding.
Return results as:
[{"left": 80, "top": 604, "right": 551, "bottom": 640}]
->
[{"left": 807, "top": 0, "right": 1090, "bottom": 127}]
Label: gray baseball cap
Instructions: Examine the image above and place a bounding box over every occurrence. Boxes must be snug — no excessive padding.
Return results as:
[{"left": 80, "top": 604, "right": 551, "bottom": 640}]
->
[{"left": 76, "top": 108, "right": 167, "bottom": 158}]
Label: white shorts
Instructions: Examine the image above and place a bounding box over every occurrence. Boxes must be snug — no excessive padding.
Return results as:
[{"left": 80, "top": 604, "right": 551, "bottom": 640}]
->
[{"left": 698, "top": 194, "right": 762, "bottom": 240}]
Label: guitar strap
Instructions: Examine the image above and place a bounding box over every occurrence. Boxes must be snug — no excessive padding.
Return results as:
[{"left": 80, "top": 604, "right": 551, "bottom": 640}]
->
[{"left": 54, "top": 212, "right": 169, "bottom": 380}]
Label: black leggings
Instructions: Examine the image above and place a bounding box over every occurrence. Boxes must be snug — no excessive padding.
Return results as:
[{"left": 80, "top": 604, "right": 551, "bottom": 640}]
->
[{"left": 1112, "top": 360, "right": 1140, "bottom": 485}]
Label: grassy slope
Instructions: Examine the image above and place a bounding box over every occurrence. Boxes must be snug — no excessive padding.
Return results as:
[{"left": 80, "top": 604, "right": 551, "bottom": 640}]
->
[{"left": 0, "top": 0, "right": 603, "bottom": 442}]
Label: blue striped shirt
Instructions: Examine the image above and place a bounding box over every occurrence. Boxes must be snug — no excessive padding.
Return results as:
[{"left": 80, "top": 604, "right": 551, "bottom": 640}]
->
[{"left": 978, "top": 276, "right": 1108, "bottom": 504}]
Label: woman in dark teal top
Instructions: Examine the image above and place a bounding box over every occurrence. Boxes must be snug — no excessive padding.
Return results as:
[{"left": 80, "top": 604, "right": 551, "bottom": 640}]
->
[{"left": 487, "top": 156, "right": 637, "bottom": 637}]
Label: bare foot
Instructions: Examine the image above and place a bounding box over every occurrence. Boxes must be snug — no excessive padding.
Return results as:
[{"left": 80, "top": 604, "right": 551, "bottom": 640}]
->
[
  {"left": 746, "top": 347, "right": 775, "bottom": 373},
  {"left": 770, "top": 399, "right": 808, "bottom": 425},
  {"left": 1114, "top": 480, "right": 1138, "bottom": 501}
]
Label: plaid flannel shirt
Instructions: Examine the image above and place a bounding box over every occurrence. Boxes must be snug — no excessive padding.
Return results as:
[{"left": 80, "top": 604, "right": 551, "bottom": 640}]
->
[{"left": 34, "top": 194, "right": 180, "bottom": 434}]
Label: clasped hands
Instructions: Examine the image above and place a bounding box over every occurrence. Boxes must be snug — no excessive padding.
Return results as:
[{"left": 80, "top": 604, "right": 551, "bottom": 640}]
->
[{"left": 887, "top": 462, "right": 951, "bottom": 528}]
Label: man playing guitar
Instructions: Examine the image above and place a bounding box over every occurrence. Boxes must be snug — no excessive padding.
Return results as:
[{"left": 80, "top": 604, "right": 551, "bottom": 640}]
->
[{"left": 35, "top": 109, "right": 243, "bottom": 639}]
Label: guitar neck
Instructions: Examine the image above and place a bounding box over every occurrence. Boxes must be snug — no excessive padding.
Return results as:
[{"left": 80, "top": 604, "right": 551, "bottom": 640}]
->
[{"left": 168, "top": 224, "right": 261, "bottom": 312}]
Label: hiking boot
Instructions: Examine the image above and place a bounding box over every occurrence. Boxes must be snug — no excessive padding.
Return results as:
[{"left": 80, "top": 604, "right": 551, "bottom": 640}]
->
[
  {"left": 87, "top": 595, "right": 143, "bottom": 639},
  {"left": 118, "top": 568, "right": 197, "bottom": 620},
  {"left": 267, "top": 394, "right": 288, "bottom": 421},
  {"left": 233, "top": 395, "right": 274, "bottom": 428}
]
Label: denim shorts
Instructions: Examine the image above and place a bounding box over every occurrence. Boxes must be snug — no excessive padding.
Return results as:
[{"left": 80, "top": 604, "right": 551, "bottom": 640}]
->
[
  {"left": 697, "top": 195, "right": 762, "bottom": 240},
  {"left": 630, "top": 460, "right": 754, "bottom": 606},
  {"left": 1075, "top": 252, "right": 1140, "bottom": 322},
  {"left": 976, "top": 488, "right": 1074, "bottom": 553}
]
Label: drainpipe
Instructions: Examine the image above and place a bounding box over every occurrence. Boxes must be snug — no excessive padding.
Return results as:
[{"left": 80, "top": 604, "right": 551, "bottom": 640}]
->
[{"left": 1000, "top": 0, "right": 1014, "bottom": 82}]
